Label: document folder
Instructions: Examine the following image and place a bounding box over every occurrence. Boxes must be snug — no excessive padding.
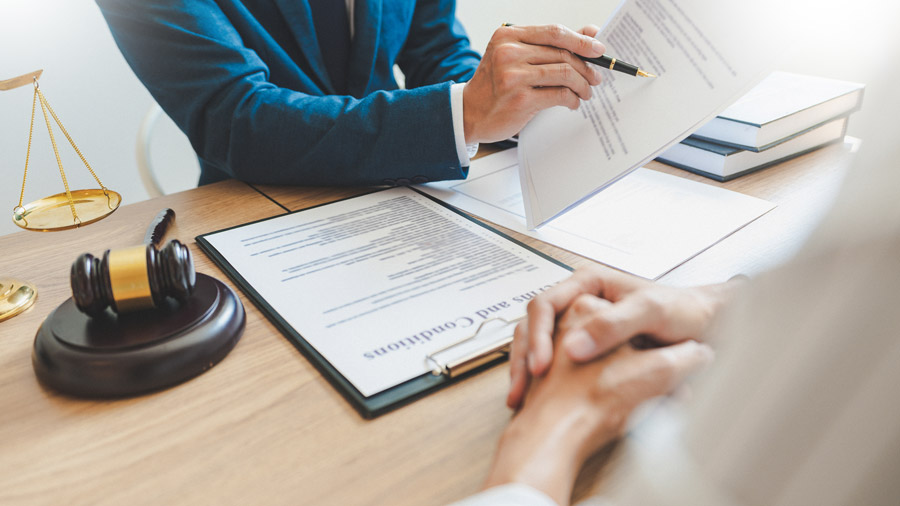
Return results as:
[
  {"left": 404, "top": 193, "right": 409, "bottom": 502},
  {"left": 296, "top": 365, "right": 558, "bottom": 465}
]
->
[{"left": 196, "top": 187, "right": 572, "bottom": 418}]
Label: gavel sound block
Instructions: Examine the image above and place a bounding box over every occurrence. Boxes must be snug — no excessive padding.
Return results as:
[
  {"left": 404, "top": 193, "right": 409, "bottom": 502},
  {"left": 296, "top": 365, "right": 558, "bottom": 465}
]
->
[{"left": 32, "top": 240, "right": 245, "bottom": 398}]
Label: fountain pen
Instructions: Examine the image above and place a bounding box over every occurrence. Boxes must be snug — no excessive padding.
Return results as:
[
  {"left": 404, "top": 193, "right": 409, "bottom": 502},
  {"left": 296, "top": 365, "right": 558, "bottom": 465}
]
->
[{"left": 578, "top": 54, "right": 656, "bottom": 78}]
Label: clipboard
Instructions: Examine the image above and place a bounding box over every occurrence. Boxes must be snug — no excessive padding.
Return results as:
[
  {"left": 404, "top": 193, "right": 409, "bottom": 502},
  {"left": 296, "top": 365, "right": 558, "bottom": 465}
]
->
[{"left": 196, "top": 187, "right": 571, "bottom": 418}]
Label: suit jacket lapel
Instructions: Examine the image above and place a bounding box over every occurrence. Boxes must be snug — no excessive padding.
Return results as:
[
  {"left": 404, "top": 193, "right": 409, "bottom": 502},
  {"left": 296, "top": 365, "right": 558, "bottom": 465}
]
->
[
  {"left": 272, "top": 0, "right": 336, "bottom": 93},
  {"left": 347, "top": 0, "right": 382, "bottom": 96}
]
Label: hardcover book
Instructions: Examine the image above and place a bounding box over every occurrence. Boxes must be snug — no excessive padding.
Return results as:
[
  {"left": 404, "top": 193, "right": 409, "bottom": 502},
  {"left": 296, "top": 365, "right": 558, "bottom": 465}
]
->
[
  {"left": 658, "top": 116, "right": 848, "bottom": 181},
  {"left": 691, "top": 72, "right": 863, "bottom": 151}
]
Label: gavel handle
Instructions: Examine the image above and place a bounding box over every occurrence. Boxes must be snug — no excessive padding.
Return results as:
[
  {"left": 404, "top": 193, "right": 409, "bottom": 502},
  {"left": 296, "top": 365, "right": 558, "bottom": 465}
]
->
[{"left": 144, "top": 208, "right": 176, "bottom": 246}]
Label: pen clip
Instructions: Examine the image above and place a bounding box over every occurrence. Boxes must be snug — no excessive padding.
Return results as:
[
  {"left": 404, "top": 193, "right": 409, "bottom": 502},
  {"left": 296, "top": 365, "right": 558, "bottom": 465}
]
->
[{"left": 425, "top": 315, "right": 525, "bottom": 378}]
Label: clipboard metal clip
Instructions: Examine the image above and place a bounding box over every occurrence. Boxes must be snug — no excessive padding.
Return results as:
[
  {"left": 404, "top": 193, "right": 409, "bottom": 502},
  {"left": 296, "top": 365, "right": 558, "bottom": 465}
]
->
[{"left": 424, "top": 316, "right": 525, "bottom": 378}]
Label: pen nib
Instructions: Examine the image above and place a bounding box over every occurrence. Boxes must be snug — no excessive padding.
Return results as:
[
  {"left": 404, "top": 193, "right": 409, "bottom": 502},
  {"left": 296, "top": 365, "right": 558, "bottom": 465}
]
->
[{"left": 637, "top": 70, "right": 656, "bottom": 78}]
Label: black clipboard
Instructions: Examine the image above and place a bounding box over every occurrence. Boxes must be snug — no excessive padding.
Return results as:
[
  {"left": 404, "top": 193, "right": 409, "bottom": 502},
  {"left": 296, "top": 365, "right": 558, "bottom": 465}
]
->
[{"left": 196, "top": 187, "right": 571, "bottom": 418}]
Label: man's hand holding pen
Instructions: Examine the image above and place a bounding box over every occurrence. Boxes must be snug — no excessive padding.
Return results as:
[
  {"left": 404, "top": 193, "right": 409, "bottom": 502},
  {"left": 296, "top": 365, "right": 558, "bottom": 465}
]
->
[{"left": 462, "top": 24, "right": 605, "bottom": 144}]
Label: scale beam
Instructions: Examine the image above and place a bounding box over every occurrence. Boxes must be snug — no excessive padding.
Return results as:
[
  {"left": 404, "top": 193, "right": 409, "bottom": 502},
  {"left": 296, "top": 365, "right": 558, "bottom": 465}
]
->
[{"left": 0, "top": 70, "right": 43, "bottom": 91}]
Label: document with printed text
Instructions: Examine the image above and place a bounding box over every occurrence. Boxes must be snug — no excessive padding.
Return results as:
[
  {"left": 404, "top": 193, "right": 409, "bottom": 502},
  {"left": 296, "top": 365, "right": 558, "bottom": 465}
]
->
[
  {"left": 198, "top": 188, "right": 571, "bottom": 403},
  {"left": 519, "top": 0, "right": 794, "bottom": 228},
  {"left": 420, "top": 149, "right": 775, "bottom": 280}
]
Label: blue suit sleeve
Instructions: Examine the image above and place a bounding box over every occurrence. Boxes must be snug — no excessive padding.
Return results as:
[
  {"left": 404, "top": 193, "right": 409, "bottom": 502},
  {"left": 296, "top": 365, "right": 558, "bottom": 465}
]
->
[
  {"left": 96, "top": 0, "right": 473, "bottom": 186},
  {"left": 397, "top": 0, "right": 482, "bottom": 87}
]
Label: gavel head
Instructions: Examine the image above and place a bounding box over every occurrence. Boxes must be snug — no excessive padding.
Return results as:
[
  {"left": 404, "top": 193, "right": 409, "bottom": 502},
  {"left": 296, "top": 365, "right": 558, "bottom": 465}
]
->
[{"left": 70, "top": 239, "right": 196, "bottom": 317}]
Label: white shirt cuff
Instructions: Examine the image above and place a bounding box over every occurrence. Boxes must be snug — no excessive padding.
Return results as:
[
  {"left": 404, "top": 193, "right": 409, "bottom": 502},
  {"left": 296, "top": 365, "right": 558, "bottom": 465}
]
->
[
  {"left": 449, "top": 483, "right": 558, "bottom": 506},
  {"left": 450, "top": 82, "right": 479, "bottom": 167}
]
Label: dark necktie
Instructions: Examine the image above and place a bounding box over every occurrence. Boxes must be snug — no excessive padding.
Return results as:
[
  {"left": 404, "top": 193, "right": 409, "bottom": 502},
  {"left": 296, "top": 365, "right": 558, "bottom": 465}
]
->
[{"left": 308, "top": 0, "right": 351, "bottom": 94}]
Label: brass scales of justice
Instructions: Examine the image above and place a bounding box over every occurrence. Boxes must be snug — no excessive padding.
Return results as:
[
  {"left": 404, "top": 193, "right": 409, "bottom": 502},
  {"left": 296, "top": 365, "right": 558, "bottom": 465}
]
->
[{"left": 0, "top": 69, "right": 122, "bottom": 322}]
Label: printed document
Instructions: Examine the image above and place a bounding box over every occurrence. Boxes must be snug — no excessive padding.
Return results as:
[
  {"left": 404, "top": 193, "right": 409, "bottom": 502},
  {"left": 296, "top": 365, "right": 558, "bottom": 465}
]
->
[
  {"left": 419, "top": 149, "right": 775, "bottom": 279},
  {"left": 519, "top": 0, "right": 793, "bottom": 228},
  {"left": 200, "top": 188, "right": 571, "bottom": 397}
]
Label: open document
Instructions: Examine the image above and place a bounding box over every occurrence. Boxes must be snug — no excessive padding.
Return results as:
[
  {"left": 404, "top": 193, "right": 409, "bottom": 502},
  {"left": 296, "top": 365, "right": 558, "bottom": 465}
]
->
[
  {"left": 197, "top": 188, "right": 571, "bottom": 416},
  {"left": 519, "top": 0, "right": 794, "bottom": 228},
  {"left": 419, "top": 149, "right": 775, "bottom": 280}
]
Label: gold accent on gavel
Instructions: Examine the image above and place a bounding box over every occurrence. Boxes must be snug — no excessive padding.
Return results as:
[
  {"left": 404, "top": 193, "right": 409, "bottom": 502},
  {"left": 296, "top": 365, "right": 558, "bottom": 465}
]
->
[{"left": 107, "top": 246, "right": 154, "bottom": 312}]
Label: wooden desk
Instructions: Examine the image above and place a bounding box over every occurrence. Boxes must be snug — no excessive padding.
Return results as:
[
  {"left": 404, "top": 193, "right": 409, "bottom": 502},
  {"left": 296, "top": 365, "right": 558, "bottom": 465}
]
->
[{"left": 0, "top": 143, "right": 850, "bottom": 506}]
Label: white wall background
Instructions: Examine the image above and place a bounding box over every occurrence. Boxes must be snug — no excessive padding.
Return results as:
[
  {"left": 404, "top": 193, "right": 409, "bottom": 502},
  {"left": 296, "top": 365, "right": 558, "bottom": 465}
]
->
[{"left": 1, "top": 0, "right": 899, "bottom": 238}]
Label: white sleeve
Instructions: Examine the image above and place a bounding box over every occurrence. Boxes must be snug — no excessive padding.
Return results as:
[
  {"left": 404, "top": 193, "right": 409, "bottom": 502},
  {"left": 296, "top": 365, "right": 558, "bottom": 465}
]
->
[
  {"left": 450, "top": 483, "right": 558, "bottom": 506},
  {"left": 450, "top": 82, "right": 479, "bottom": 167},
  {"left": 600, "top": 231, "right": 900, "bottom": 506}
]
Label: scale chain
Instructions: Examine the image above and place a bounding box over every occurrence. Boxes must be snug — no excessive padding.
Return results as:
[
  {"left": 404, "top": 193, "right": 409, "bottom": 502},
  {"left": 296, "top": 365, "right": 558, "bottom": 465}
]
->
[
  {"left": 7, "top": 72, "right": 119, "bottom": 231},
  {"left": 39, "top": 88, "right": 108, "bottom": 192},
  {"left": 16, "top": 87, "right": 38, "bottom": 210},
  {"left": 36, "top": 84, "right": 80, "bottom": 223}
]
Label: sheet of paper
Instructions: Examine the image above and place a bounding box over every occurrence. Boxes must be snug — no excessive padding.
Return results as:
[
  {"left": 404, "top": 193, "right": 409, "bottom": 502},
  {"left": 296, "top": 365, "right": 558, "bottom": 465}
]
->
[
  {"left": 419, "top": 149, "right": 775, "bottom": 279},
  {"left": 201, "top": 187, "right": 571, "bottom": 397},
  {"left": 519, "top": 0, "right": 793, "bottom": 228}
]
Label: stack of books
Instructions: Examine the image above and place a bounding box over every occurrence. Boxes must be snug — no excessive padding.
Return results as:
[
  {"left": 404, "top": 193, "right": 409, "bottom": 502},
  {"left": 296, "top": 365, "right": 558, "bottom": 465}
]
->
[{"left": 657, "top": 72, "right": 865, "bottom": 181}]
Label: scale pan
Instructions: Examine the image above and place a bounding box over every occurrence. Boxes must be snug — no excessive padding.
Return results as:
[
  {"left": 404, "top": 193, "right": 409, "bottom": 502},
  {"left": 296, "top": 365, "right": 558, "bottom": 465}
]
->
[{"left": 13, "top": 189, "right": 121, "bottom": 232}]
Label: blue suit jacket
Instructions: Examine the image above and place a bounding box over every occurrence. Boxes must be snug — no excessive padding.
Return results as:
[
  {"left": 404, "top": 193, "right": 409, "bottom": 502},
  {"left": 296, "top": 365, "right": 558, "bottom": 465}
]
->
[{"left": 96, "top": 0, "right": 481, "bottom": 186}]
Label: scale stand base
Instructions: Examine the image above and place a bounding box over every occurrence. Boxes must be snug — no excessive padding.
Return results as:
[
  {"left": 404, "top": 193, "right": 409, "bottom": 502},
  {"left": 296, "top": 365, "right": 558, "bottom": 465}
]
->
[
  {"left": 32, "top": 273, "right": 244, "bottom": 398},
  {"left": 0, "top": 278, "right": 37, "bottom": 322}
]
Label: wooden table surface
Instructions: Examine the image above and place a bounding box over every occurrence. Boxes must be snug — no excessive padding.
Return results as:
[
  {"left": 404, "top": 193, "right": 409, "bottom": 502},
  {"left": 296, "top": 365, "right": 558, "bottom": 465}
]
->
[{"left": 0, "top": 141, "right": 852, "bottom": 506}]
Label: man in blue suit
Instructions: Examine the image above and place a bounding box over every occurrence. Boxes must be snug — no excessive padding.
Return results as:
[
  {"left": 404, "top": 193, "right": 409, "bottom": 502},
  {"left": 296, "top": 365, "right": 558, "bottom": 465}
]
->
[{"left": 97, "top": 0, "right": 605, "bottom": 186}]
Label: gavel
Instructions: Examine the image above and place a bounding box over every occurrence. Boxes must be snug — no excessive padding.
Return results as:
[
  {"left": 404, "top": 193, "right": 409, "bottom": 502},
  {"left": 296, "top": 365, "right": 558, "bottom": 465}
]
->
[{"left": 70, "top": 209, "right": 196, "bottom": 317}]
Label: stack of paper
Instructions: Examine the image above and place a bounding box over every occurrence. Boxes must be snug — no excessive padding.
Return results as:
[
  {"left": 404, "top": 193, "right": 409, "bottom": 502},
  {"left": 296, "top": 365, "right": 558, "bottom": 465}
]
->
[{"left": 420, "top": 149, "right": 775, "bottom": 280}]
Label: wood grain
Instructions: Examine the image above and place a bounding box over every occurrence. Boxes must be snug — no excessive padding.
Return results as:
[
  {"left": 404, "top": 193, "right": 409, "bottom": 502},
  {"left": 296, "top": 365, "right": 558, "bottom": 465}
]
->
[
  {"left": 0, "top": 180, "right": 290, "bottom": 506},
  {"left": 0, "top": 140, "right": 852, "bottom": 506},
  {"left": 0, "top": 178, "right": 516, "bottom": 506}
]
